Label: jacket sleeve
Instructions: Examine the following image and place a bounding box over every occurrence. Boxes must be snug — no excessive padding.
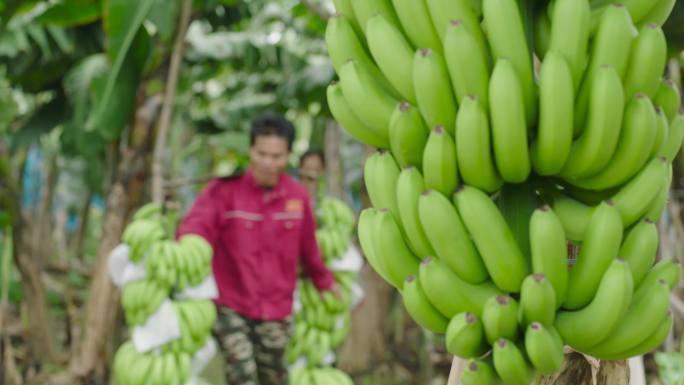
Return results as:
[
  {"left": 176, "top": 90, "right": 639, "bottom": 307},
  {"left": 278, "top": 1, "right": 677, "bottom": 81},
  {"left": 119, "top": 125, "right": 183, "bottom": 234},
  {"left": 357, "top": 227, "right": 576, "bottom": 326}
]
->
[
  {"left": 176, "top": 179, "right": 221, "bottom": 247},
  {"left": 300, "top": 198, "right": 334, "bottom": 291}
]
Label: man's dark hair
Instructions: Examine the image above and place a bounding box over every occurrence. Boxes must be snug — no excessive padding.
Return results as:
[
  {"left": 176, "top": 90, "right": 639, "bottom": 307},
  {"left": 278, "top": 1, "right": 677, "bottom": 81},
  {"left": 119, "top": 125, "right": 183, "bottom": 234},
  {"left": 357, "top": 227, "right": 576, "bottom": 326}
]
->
[
  {"left": 250, "top": 112, "right": 296, "bottom": 150},
  {"left": 299, "top": 148, "right": 325, "bottom": 167}
]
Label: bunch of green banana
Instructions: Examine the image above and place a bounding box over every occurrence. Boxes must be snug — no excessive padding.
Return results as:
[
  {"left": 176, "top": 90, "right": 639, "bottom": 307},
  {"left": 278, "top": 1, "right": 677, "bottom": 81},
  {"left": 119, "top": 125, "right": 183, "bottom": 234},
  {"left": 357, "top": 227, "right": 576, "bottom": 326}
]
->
[
  {"left": 173, "top": 299, "right": 217, "bottom": 355},
  {"left": 120, "top": 278, "right": 169, "bottom": 326},
  {"left": 113, "top": 341, "right": 192, "bottom": 385},
  {"left": 326, "top": 0, "right": 683, "bottom": 379},
  {"left": 289, "top": 365, "right": 355, "bottom": 385},
  {"left": 287, "top": 274, "right": 355, "bottom": 366},
  {"left": 121, "top": 218, "right": 167, "bottom": 263},
  {"left": 114, "top": 204, "right": 218, "bottom": 385},
  {"left": 288, "top": 197, "right": 357, "bottom": 376}
]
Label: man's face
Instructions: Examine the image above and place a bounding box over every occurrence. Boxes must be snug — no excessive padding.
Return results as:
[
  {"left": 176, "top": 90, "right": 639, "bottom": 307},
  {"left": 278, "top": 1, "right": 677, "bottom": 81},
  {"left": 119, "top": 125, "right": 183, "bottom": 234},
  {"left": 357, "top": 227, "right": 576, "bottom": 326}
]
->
[
  {"left": 299, "top": 155, "right": 324, "bottom": 197},
  {"left": 250, "top": 135, "right": 290, "bottom": 187}
]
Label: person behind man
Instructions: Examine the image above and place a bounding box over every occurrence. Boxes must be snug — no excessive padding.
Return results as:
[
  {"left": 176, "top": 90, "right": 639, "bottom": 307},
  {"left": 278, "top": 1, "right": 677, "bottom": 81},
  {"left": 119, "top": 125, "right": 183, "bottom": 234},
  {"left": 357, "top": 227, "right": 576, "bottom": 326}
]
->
[
  {"left": 297, "top": 148, "right": 326, "bottom": 203},
  {"left": 176, "top": 113, "right": 339, "bottom": 385}
]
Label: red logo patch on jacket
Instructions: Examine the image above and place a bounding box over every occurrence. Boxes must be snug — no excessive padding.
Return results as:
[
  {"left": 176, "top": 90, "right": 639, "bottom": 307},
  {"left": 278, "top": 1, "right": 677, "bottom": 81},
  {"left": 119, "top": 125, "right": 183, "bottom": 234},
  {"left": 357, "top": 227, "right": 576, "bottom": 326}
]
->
[{"left": 285, "top": 199, "right": 303, "bottom": 212}]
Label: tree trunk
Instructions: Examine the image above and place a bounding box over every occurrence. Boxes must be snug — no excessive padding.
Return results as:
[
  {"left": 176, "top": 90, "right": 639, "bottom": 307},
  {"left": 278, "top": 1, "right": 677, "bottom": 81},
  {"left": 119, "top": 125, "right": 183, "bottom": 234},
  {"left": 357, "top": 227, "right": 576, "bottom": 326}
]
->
[
  {"left": 0, "top": 150, "right": 58, "bottom": 363},
  {"left": 74, "top": 190, "right": 92, "bottom": 260},
  {"left": 337, "top": 264, "right": 393, "bottom": 373},
  {"left": 324, "top": 120, "right": 344, "bottom": 199},
  {"left": 151, "top": 0, "right": 193, "bottom": 204},
  {"left": 64, "top": 182, "right": 128, "bottom": 381}
]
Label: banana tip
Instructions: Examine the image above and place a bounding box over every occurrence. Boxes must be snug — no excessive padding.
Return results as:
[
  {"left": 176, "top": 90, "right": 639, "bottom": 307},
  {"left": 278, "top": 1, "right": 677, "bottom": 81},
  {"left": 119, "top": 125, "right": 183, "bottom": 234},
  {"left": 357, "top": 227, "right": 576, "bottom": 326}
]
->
[
  {"left": 605, "top": 199, "right": 615, "bottom": 206},
  {"left": 421, "top": 256, "right": 433, "bottom": 265},
  {"left": 421, "top": 189, "right": 433, "bottom": 196},
  {"left": 538, "top": 204, "right": 550, "bottom": 212},
  {"left": 399, "top": 102, "right": 411, "bottom": 111},
  {"left": 434, "top": 125, "right": 445, "bottom": 134},
  {"left": 468, "top": 361, "right": 479, "bottom": 371},
  {"left": 465, "top": 313, "right": 477, "bottom": 324},
  {"left": 406, "top": 275, "right": 416, "bottom": 283},
  {"left": 419, "top": 48, "right": 432, "bottom": 57},
  {"left": 496, "top": 295, "right": 510, "bottom": 305},
  {"left": 530, "top": 322, "right": 541, "bottom": 331},
  {"left": 450, "top": 19, "right": 463, "bottom": 27},
  {"left": 497, "top": 339, "right": 507, "bottom": 348},
  {"left": 533, "top": 273, "right": 546, "bottom": 282}
]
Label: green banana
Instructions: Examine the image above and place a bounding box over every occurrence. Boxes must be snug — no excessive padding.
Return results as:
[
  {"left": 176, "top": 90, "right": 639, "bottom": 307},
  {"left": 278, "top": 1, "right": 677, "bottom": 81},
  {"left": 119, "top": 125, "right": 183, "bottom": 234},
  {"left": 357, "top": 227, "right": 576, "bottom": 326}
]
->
[
  {"left": 455, "top": 96, "right": 502, "bottom": 192},
  {"left": 597, "top": 312, "right": 672, "bottom": 361},
  {"left": 551, "top": 194, "right": 594, "bottom": 242},
  {"left": 620, "top": 0, "right": 660, "bottom": 24},
  {"left": 532, "top": 51, "right": 574, "bottom": 176},
  {"left": 357, "top": 208, "right": 393, "bottom": 285},
  {"left": 419, "top": 256, "right": 503, "bottom": 317},
  {"left": 483, "top": 0, "right": 536, "bottom": 127},
  {"left": 454, "top": 185, "right": 530, "bottom": 293},
  {"left": 460, "top": 359, "right": 501, "bottom": 385},
  {"left": 555, "top": 259, "right": 633, "bottom": 350},
  {"left": 418, "top": 189, "right": 488, "bottom": 284},
  {"left": 623, "top": 24, "right": 667, "bottom": 100},
  {"left": 364, "top": 151, "right": 401, "bottom": 221},
  {"left": 548, "top": 0, "right": 590, "bottom": 90},
  {"left": 132, "top": 202, "right": 162, "bottom": 221},
  {"left": 644, "top": 163, "right": 672, "bottom": 222},
  {"left": 562, "top": 65, "right": 625, "bottom": 179},
  {"left": 349, "top": 0, "right": 401, "bottom": 35},
  {"left": 534, "top": 11, "right": 551, "bottom": 59},
  {"left": 564, "top": 201, "right": 623, "bottom": 310},
  {"left": 569, "top": 93, "right": 657, "bottom": 190},
  {"left": 659, "top": 114, "right": 684, "bottom": 162},
  {"left": 339, "top": 60, "right": 399, "bottom": 135},
  {"left": 493, "top": 339, "right": 534, "bottom": 385},
  {"left": 325, "top": 15, "right": 397, "bottom": 98},
  {"left": 488, "top": 58, "right": 531, "bottom": 183},
  {"left": 584, "top": 279, "right": 670, "bottom": 357},
  {"left": 519, "top": 274, "right": 556, "bottom": 328},
  {"left": 332, "top": 0, "right": 362, "bottom": 35},
  {"left": 395, "top": 167, "right": 435, "bottom": 258},
  {"left": 529, "top": 206, "right": 569, "bottom": 305},
  {"left": 422, "top": 126, "right": 458, "bottom": 197},
  {"left": 327, "top": 82, "right": 389, "bottom": 149},
  {"left": 444, "top": 20, "right": 490, "bottom": 106},
  {"left": 391, "top": 0, "right": 441, "bottom": 52},
  {"left": 446, "top": 312, "right": 489, "bottom": 358},
  {"left": 427, "top": 0, "right": 486, "bottom": 54},
  {"left": 651, "top": 107, "right": 670, "bottom": 158},
  {"left": 413, "top": 49, "right": 458, "bottom": 136},
  {"left": 573, "top": 4, "right": 634, "bottom": 137},
  {"left": 402, "top": 275, "right": 449, "bottom": 333},
  {"left": 525, "top": 323, "right": 564, "bottom": 375},
  {"left": 612, "top": 156, "right": 669, "bottom": 226},
  {"left": 482, "top": 295, "right": 519, "bottom": 344},
  {"left": 372, "top": 209, "right": 420, "bottom": 289},
  {"left": 621, "top": 219, "right": 659, "bottom": 287},
  {"left": 635, "top": 258, "right": 681, "bottom": 296},
  {"left": 654, "top": 79, "right": 681, "bottom": 123},
  {"left": 389, "top": 102, "right": 428, "bottom": 168},
  {"left": 639, "top": 0, "right": 676, "bottom": 27},
  {"left": 366, "top": 13, "right": 416, "bottom": 103}
]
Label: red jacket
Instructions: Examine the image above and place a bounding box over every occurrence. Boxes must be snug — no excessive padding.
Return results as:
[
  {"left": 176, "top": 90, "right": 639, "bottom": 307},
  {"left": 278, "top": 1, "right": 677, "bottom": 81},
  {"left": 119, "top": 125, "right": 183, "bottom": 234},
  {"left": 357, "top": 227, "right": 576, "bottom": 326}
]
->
[{"left": 177, "top": 169, "right": 334, "bottom": 320}]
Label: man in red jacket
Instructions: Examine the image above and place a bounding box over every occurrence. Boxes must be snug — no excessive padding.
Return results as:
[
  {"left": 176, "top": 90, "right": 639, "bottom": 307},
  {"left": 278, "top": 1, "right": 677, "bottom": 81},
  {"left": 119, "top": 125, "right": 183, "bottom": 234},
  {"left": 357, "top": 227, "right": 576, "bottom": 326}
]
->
[{"left": 177, "top": 113, "right": 338, "bottom": 385}]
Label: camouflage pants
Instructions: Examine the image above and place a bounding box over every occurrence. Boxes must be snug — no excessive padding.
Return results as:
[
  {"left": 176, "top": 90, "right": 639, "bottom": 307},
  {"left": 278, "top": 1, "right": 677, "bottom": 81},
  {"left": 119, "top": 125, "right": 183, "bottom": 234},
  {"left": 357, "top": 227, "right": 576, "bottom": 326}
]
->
[{"left": 213, "top": 306, "right": 292, "bottom": 385}]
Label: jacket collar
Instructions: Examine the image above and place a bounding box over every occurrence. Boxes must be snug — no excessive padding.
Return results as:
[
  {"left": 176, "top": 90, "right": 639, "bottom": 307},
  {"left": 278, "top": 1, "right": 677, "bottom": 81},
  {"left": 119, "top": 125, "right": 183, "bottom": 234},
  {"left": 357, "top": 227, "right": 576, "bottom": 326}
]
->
[{"left": 244, "top": 168, "right": 289, "bottom": 199}]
